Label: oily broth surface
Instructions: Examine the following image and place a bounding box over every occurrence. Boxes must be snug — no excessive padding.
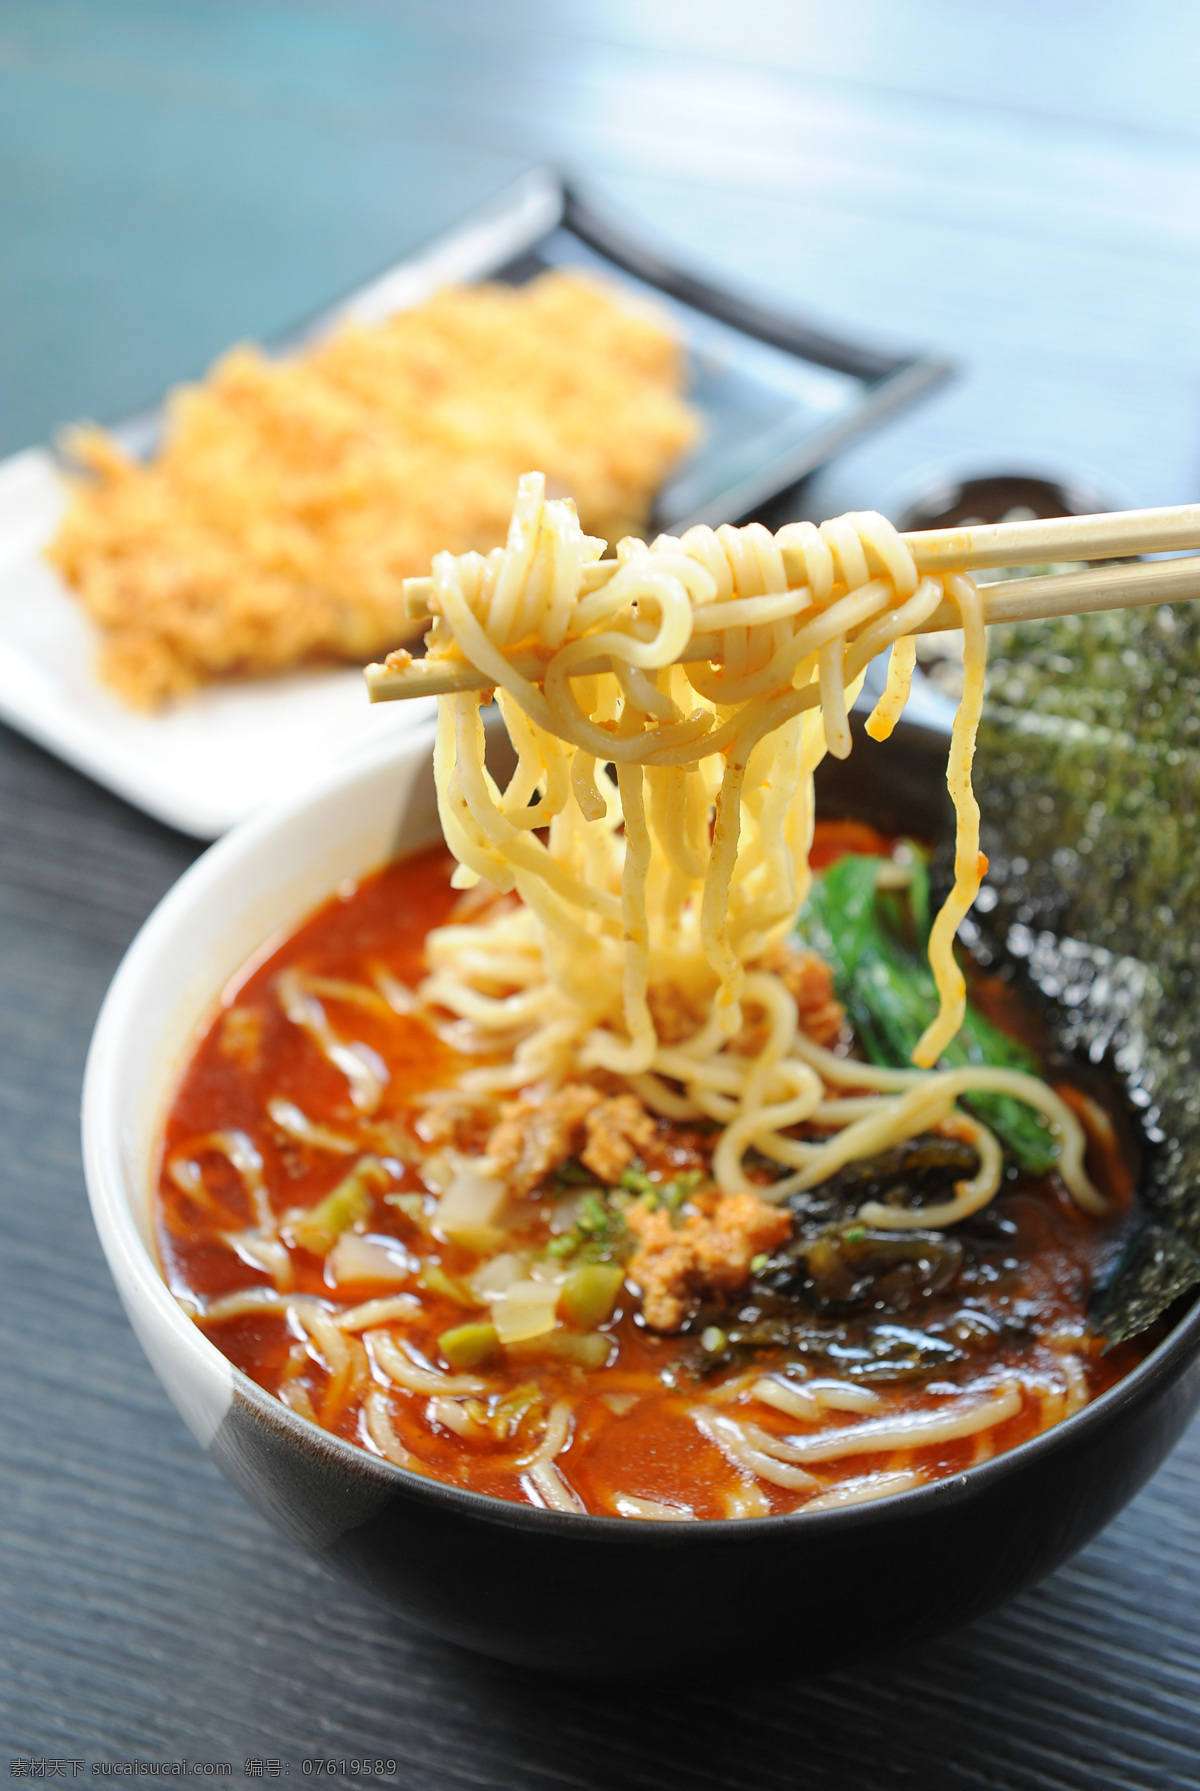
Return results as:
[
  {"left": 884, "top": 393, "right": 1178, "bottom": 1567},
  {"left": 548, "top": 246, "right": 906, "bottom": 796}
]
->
[{"left": 156, "top": 840, "right": 1149, "bottom": 1519}]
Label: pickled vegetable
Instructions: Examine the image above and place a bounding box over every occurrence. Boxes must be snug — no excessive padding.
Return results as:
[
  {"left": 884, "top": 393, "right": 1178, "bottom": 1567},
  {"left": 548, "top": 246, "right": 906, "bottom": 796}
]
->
[
  {"left": 287, "top": 1156, "right": 390, "bottom": 1255},
  {"left": 560, "top": 1261, "right": 625, "bottom": 1328},
  {"left": 438, "top": 1322, "right": 500, "bottom": 1370}
]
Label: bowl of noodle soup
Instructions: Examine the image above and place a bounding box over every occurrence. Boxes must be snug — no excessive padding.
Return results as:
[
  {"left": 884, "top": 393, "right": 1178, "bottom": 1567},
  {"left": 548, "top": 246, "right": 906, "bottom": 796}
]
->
[{"left": 83, "top": 705, "right": 1200, "bottom": 1676}]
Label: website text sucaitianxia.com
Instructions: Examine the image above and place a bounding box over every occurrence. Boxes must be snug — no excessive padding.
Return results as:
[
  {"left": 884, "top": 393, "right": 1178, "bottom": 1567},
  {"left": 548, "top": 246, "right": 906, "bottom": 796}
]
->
[{"left": 9, "top": 1760, "right": 403, "bottom": 1779}]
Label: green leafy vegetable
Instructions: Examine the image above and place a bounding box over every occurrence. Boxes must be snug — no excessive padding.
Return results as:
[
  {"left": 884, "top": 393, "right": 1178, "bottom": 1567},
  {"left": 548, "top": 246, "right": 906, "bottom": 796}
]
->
[{"left": 798, "top": 853, "right": 1058, "bottom": 1174}]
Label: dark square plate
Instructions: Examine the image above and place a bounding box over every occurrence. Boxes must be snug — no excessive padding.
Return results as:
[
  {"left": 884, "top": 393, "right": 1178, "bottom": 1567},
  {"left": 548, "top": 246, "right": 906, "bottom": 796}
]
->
[{"left": 108, "top": 166, "right": 954, "bottom": 530}]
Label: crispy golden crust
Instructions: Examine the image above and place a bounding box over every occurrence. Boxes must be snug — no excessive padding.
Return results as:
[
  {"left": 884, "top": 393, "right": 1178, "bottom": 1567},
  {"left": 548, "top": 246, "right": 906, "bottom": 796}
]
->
[
  {"left": 48, "top": 272, "right": 699, "bottom": 707},
  {"left": 626, "top": 1191, "right": 792, "bottom": 1331}
]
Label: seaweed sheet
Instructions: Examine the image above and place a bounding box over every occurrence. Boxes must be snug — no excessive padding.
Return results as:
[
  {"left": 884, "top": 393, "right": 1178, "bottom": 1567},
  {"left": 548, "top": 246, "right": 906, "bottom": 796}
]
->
[{"left": 971, "top": 597, "right": 1200, "bottom": 1342}]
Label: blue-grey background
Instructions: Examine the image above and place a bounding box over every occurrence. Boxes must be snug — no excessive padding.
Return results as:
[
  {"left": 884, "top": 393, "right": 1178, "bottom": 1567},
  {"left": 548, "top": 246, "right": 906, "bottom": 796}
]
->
[{"left": 2, "top": 2, "right": 1199, "bottom": 1783}]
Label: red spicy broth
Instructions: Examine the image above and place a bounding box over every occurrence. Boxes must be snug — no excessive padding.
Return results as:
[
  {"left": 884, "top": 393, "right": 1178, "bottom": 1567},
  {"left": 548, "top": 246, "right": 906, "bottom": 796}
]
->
[{"left": 156, "top": 832, "right": 1152, "bottom": 1521}]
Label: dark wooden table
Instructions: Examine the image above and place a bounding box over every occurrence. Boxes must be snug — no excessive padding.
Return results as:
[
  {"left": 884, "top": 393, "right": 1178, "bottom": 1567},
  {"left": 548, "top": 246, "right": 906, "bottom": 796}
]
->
[{"left": 3, "top": 4, "right": 1200, "bottom": 1782}]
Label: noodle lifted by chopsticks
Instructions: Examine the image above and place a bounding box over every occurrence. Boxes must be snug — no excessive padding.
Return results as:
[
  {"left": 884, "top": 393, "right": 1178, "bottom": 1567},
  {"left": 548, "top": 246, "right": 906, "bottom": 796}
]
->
[{"left": 395, "top": 474, "right": 1101, "bottom": 1223}]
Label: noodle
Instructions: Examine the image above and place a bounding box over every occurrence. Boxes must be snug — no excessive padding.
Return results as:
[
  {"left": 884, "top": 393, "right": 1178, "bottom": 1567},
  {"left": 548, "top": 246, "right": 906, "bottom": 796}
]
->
[
  {"left": 803, "top": 1471, "right": 924, "bottom": 1511},
  {"left": 170, "top": 1131, "right": 294, "bottom": 1290},
  {"left": 752, "top": 1377, "right": 883, "bottom": 1419},
  {"left": 364, "top": 1390, "right": 422, "bottom": 1470},
  {"left": 520, "top": 1400, "right": 583, "bottom": 1513},
  {"left": 276, "top": 970, "right": 389, "bottom": 1115},
  {"left": 368, "top": 1329, "right": 485, "bottom": 1397},
  {"left": 736, "top": 1382, "right": 1024, "bottom": 1464},
  {"left": 391, "top": 473, "right": 1101, "bottom": 1224},
  {"left": 692, "top": 1411, "right": 820, "bottom": 1491},
  {"left": 612, "top": 1493, "right": 697, "bottom": 1521}
]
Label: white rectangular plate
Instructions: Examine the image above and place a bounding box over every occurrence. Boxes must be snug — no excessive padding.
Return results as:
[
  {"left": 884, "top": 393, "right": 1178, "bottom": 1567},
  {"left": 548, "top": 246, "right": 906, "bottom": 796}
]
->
[{"left": 0, "top": 450, "right": 434, "bottom": 838}]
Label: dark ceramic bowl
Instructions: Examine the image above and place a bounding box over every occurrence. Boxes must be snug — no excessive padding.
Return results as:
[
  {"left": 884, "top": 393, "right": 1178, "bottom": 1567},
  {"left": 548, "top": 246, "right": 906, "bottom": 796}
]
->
[{"left": 82, "top": 721, "right": 1200, "bottom": 1677}]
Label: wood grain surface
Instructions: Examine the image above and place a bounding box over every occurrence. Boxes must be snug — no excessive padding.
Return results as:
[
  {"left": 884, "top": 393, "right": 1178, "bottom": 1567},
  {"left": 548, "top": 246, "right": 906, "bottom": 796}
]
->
[{"left": 2, "top": 2, "right": 1199, "bottom": 1781}]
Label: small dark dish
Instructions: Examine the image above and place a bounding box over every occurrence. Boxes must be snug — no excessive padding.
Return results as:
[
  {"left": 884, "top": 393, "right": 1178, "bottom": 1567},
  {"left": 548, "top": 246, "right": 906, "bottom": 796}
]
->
[
  {"left": 895, "top": 470, "right": 1113, "bottom": 534},
  {"left": 82, "top": 722, "right": 1200, "bottom": 1678}
]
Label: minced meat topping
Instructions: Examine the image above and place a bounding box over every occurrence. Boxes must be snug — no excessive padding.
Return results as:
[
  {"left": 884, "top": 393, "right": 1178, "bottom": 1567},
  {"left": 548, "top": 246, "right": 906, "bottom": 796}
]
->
[{"left": 626, "top": 1191, "right": 793, "bottom": 1331}]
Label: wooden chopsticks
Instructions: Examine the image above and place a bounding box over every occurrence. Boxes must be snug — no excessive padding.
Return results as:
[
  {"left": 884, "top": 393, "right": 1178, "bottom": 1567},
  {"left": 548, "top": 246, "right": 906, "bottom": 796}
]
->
[
  {"left": 923, "top": 552, "right": 1200, "bottom": 632},
  {"left": 366, "top": 504, "right": 1200, "bottom": 703},
  {"left": 903, "top": 501, "right": 1200, "bottom": 570}
]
